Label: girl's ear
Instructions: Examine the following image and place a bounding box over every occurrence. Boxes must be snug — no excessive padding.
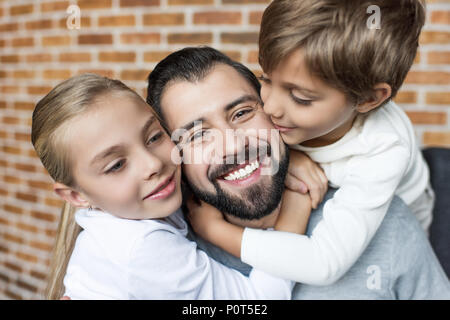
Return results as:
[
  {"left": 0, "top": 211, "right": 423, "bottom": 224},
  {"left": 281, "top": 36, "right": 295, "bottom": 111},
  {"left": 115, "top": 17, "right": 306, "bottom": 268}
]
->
[
  {"left": 53, "top": 182, "right": 90, "bottom": 208},
  {"left": 356, "top": 83, "right": 392, "bottom": 114}
]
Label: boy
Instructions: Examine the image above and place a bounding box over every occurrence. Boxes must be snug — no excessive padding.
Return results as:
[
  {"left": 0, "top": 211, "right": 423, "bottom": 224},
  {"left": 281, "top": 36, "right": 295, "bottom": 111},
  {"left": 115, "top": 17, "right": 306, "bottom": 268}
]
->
[{"left": 190, "top": 0, "right": 435, "bottom": 285}]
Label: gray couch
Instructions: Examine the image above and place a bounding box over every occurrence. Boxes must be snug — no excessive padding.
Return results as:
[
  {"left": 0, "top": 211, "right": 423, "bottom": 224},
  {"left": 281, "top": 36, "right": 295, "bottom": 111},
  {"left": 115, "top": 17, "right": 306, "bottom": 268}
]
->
[{"left": 423, "top": 148, "right": 450, "bottom": 278}]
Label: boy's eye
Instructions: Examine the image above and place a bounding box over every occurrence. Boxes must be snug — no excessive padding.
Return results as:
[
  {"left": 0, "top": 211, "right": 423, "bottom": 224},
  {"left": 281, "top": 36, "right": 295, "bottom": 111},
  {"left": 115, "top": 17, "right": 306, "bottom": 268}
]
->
[
  {"left": 290, "top": 90, "right": 313, "bottom": 106},
  {"left": 106, "top": 159, "right": 125, "bottom": 174},
  {"left": 258, "top": 75, "right": 271, "bottom": 84}
]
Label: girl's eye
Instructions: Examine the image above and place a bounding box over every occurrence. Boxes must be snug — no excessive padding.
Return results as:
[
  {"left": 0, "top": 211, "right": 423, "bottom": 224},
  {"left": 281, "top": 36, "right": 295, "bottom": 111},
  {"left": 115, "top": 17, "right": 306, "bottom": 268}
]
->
[
  {"left": 147, "top": 131, "right": 164, "bottom": 145},
  {"left": 106, "top": 160, "right": 125, "bottom": 174}
]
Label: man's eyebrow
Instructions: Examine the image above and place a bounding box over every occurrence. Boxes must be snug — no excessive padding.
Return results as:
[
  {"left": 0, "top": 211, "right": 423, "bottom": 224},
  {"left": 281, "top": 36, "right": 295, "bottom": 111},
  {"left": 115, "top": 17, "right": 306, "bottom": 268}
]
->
[
  {"left": 224, "top": 94, "right": 260, "bottom": 112},
  {"left": 179, "top": 117, "right": 206, "bottom": 133},
  {"left": 90, "top": 115, "right": 157, "bottom": 166},
  {"left": 178, "top": 94, "right": 260, "bottom": 133}
]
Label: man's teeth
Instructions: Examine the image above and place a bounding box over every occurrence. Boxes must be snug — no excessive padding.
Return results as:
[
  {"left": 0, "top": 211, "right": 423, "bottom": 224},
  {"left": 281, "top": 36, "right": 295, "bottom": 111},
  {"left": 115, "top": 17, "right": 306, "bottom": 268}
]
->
[{"left": 223, "top": 161, "right": 259, "bottom": 181}]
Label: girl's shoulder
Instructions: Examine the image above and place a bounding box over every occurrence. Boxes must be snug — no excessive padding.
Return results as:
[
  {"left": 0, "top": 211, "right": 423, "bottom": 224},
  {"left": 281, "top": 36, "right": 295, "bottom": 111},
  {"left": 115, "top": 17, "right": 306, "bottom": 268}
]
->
[{"left": 73, "top": 208, "right": 188, "bottom": 262}]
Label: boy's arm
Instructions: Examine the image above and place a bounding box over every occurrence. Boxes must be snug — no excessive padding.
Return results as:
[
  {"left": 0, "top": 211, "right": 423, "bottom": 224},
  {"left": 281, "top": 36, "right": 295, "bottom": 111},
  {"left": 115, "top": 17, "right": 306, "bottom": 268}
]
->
[
  {"left": 186, "top": 199, "right": 243, "bottom": 258},
  {"left": 187, "top": 189, "right": 311, "bottom": 259},
  {"left": 241, "top": 145, "right": 411, "bottom": 285},
  {"left": 275, "top": 190, "right": 312, "bottom": 234},
  {"left": 287, "top": 149, "right": 328, "bottom": 209}
]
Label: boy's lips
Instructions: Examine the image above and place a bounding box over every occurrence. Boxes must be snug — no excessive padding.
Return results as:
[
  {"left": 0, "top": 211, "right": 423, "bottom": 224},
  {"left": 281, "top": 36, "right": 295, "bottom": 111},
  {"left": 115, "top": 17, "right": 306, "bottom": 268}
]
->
[
  {"left": 272, "top": 123, "right": 295, "bottom": 133},
  {"left": 143, "top": 172, "right": 176, "bottom": 201}
]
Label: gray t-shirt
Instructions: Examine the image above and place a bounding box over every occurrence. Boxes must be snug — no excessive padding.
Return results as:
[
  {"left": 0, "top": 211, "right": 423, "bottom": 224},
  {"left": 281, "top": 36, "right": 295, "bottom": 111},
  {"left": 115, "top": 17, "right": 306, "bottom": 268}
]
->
[{"left": 189, "top": 189, "right": 450, "bottom": 299}]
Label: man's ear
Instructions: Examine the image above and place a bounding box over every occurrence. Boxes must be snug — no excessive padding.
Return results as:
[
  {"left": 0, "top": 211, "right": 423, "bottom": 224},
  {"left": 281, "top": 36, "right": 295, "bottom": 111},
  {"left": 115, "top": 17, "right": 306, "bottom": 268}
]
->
[
  {"left": 53, "top": 182, "right": 90, "bottom": 208},
  {"left": 356, "top": 83, "right": 392, "bottom": 114}
]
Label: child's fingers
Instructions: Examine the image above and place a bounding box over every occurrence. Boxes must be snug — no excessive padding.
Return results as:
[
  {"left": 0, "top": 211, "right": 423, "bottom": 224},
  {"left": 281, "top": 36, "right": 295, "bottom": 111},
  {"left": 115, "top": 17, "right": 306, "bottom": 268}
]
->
[{"left": 285, "top": 173, "right": 308, "bottom": 194}]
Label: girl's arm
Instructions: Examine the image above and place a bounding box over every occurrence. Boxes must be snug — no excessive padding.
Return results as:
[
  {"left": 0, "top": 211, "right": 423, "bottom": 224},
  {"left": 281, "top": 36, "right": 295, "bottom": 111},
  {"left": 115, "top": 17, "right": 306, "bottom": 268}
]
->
[{"left": 128, "top": 225, "right": 294, "bottom": 300}]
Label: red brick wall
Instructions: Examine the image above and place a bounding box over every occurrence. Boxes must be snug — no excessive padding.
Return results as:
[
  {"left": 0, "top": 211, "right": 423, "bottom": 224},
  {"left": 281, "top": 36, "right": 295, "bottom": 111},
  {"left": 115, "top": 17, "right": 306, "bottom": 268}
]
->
[{"left": 0, "top": 0, "right": 448, "bottom": 299}]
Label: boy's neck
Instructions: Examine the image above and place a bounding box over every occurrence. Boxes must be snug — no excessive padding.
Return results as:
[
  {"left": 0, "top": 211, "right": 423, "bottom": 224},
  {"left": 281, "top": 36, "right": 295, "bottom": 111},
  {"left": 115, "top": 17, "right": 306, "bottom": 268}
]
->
[{"left": 301, "top": 113, "right": 358, "bottom": 148}]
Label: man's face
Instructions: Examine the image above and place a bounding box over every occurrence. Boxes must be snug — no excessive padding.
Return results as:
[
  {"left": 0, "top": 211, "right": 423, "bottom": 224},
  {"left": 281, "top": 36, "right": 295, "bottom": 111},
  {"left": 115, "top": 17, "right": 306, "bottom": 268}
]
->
[{"left": 160, "top": 64, "right": 289, "bottom": 221}]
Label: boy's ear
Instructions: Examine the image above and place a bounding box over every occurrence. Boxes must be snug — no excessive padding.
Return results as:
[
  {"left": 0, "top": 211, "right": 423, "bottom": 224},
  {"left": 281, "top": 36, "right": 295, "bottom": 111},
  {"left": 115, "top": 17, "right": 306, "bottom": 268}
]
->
[
  {"left": 356, "top": 83, "right": 392, "bottom": 114},
  {"left": 53, "top": 182, "right": 90, "bottom": 208}
]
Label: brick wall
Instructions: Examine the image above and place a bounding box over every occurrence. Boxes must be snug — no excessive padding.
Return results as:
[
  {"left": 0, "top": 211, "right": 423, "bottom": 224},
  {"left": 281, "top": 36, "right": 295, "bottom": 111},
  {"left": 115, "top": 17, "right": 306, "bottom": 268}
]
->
[{"left": 0, "top": 0, "right": 448, "bottom": 299}]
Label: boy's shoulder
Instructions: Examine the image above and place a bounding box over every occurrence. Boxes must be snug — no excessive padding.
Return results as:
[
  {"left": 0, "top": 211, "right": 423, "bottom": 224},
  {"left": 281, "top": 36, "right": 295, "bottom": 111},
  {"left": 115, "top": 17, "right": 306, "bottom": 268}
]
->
[{"left": 361, "top": 100, "right": 417, "bottom": 151}]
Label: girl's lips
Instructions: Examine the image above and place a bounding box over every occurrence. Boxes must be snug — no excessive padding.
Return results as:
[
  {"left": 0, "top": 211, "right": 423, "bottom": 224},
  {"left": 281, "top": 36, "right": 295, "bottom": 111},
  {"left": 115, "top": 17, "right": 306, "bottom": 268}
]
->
[{"left": 143, "top": 173, "right": 176, "bottom": 201}]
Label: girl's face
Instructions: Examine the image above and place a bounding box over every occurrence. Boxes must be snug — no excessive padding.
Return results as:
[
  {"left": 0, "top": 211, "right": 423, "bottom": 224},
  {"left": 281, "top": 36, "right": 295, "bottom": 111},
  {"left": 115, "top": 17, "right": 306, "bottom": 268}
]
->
[{"left": 65, "top": 92, "right": 182, "bottom": 220}]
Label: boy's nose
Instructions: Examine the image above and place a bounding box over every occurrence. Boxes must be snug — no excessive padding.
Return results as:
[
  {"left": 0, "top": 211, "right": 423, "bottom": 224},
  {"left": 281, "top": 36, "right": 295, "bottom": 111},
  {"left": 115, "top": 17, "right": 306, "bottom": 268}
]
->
[{"left": 262, "top": 94, "right": 284, "bottom": 119}]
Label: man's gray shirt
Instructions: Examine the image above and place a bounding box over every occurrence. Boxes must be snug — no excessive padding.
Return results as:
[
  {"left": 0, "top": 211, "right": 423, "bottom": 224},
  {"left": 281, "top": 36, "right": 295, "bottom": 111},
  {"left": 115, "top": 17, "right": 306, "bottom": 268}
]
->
[{"left": 189, "top": 189, "right": 450, "bottom": 299}]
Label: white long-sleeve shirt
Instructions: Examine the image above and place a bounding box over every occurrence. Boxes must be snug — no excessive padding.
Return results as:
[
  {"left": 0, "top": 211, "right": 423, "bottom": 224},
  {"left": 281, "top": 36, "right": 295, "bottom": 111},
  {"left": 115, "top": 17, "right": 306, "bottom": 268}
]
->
[
  {"left": 241, "top": 101, "right": 431, "bottom": 285},
  {"left": 63, "top": 208, "right": 293, "bottom": 299}
]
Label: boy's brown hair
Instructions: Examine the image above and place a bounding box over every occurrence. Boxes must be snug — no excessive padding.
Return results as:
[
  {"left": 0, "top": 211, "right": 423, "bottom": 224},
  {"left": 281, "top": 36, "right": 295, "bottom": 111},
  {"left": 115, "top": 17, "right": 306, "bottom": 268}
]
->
[{"left": 259, "top": 0, "right": 425, "bottom": 105}]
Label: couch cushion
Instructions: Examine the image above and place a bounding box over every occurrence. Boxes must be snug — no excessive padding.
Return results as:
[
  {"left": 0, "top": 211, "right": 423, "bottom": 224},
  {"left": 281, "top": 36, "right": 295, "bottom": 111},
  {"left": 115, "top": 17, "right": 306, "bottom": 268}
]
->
[{"left": 423, "top": 148, "right": 450, "bottom": 278}]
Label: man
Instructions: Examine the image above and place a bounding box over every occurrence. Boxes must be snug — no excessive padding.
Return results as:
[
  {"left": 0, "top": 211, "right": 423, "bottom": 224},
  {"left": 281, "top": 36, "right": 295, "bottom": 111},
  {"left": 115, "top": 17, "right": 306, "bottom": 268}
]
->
[{"left": 147, "top": 47, "right": 450, "bottom": 299}]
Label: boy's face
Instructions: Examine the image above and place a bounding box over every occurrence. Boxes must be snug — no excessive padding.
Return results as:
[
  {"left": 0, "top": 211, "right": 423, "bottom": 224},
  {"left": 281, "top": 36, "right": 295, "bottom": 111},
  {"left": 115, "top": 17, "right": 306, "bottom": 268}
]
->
[
  {"left": 260, "top": 49, "right": 358, "bottom": 147},
  {"left": 65, "top": 92, "right": 182, "bottom": 220}
]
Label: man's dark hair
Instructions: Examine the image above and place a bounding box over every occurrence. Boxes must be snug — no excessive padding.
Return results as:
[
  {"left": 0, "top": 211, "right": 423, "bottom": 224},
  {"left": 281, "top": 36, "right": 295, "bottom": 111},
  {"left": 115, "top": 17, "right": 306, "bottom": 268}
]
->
[{"left": 146, "top": 46, "right": 261, "bottom": 121}]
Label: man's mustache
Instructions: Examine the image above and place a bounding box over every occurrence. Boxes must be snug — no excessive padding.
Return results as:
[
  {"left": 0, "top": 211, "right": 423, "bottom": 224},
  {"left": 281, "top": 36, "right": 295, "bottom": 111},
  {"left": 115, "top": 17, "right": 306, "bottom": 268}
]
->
[{"left": 207, "top": 144, "right": 271, "bottom": 181}]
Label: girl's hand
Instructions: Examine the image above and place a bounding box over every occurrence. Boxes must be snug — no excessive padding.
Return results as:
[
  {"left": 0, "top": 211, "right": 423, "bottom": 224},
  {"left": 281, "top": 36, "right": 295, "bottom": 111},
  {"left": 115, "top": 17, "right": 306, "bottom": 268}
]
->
[
  {"left": 286, "top": 149, "right": 328, "bottom": 209},
  {"left": 186, "top": 197, "right": 225, "bottom": 241}
]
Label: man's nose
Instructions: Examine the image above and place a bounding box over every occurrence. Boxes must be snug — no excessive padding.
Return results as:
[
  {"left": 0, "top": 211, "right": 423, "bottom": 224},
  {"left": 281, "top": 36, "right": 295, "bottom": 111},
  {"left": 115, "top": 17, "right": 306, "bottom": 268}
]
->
[{"left": 221, "top": 127, "right": 249, "bottom": 164}]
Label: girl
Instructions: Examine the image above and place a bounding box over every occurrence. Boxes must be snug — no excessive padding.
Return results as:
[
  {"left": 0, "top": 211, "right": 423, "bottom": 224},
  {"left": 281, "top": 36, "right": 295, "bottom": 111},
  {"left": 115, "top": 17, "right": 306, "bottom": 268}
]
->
[{"left": 32, "top": 73, "right": 307, "bottom": 299}]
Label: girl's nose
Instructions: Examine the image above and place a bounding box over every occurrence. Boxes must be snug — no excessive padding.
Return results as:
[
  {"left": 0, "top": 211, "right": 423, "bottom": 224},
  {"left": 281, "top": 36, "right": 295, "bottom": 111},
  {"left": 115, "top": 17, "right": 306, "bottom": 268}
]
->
[{"left": 140, "top": 150, "right": 164, "bottom": 181}]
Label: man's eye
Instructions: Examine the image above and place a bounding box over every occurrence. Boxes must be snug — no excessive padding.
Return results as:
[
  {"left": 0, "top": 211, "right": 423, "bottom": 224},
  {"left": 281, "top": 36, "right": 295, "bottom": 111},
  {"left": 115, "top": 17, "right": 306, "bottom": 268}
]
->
[
  {"left": 189, "top": 130, "right": 206, "bottom": 142},
  {"left": 233, "top": 108, "right": 253, "bottom": 121}
]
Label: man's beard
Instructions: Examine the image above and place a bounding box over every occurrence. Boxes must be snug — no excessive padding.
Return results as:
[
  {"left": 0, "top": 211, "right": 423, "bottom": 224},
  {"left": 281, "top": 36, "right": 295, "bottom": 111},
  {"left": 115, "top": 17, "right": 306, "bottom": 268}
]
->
[{"left": 186, "top": 144, "right": 289, "bottom": 221}]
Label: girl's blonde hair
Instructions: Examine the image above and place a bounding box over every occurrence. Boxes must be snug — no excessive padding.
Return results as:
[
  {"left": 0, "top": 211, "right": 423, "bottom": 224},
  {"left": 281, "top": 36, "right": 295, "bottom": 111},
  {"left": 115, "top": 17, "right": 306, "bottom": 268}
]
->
[{"left": 31, "top": 73, "right": 149, "bottom": 299}]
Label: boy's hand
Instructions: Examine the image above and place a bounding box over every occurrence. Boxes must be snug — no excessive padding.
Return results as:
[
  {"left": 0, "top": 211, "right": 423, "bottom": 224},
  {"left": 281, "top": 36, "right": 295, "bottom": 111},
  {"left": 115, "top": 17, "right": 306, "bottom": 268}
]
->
[
  {"left": 286, "top": 149, "right": 328, "bottom": 209},
  {"left": 186, "top": 197, "right": 225, "bottom": 241}
]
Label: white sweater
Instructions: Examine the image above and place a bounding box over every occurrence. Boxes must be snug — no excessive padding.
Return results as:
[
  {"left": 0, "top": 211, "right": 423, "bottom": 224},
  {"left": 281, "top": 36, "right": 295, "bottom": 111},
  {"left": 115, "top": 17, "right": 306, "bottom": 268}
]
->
[
  {"left": 63, "top": 208, "right": 293, "bottom": 299},
  {"left": 241, "top": 101, "right": 430, "bottom": 285}
]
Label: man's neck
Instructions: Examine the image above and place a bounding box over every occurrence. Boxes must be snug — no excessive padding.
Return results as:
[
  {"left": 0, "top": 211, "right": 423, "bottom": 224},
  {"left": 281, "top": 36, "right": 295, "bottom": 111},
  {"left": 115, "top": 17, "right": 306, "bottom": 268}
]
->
[{"left": 223, "top": 204, "right": 281, "bottom": 230}]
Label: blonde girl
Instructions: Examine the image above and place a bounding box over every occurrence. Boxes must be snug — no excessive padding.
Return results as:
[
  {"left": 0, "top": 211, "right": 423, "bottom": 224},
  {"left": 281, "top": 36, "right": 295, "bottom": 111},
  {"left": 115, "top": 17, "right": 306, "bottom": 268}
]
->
[{"left": 32, "top": 73, "right": 298, "bottom": 299}]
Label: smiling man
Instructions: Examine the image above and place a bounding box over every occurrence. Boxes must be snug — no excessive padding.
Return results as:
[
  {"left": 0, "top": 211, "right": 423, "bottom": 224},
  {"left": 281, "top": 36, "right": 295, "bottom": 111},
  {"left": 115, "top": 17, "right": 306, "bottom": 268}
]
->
[
  {"left": 159, "top": 67, "right": 288, "bottom": 228},
  {"left": 146, "top": 47, "right": 450, "bottom": 299}
]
